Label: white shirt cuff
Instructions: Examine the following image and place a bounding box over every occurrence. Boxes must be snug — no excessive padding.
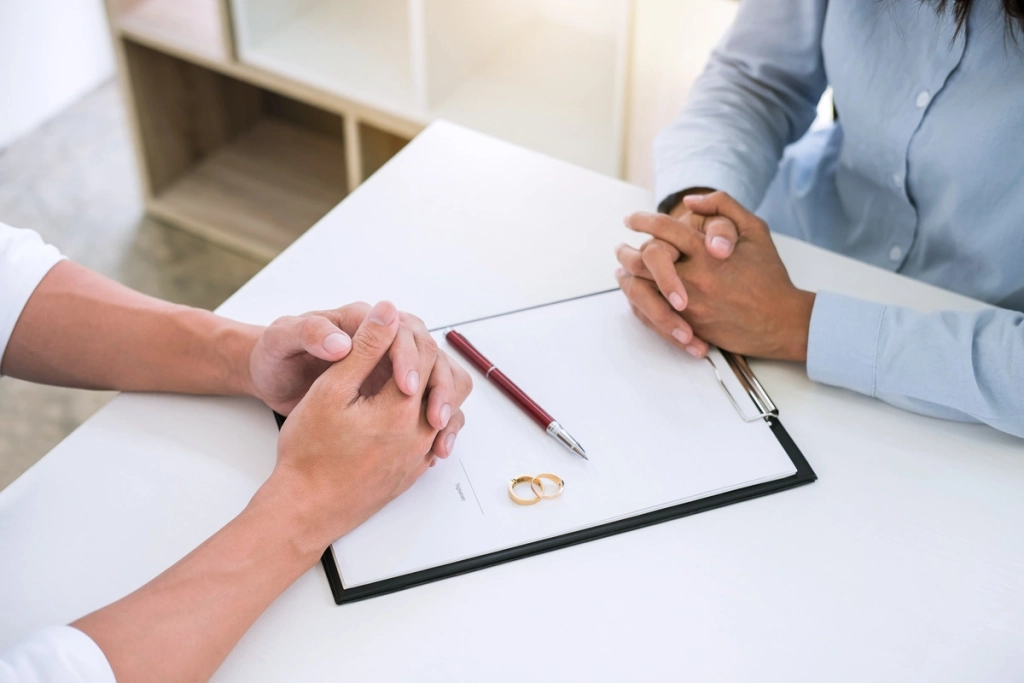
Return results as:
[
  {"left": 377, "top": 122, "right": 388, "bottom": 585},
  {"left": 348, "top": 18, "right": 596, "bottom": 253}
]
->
[{"left": 0, "top": 626, "right": 115, "bottom": 683}]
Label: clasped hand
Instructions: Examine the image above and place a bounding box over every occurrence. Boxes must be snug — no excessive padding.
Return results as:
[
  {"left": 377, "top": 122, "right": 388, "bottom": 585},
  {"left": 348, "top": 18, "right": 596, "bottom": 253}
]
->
[
  {"left": 248, "top": 301, "right": 472, "bottom": 554},
  {"left": 615, "top": 192, "right": 815, "bottom": 362}
]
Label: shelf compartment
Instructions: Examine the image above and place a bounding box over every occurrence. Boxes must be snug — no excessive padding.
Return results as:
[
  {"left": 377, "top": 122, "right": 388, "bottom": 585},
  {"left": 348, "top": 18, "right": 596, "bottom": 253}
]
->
[
  {"left": 358, "top": 123, "right": 409, "bottom": 181},
  {"left": 422, "top": 0, "right": 630, "bottom": 176},
  {"left": 111, "top": 0, "right": 229, "bottom": 64},
  {"left": 123, "top": 41, "right": 347, "bottom": 260},
  {"left": 231, "top": 0, "right": 418, "bottom": 117}
]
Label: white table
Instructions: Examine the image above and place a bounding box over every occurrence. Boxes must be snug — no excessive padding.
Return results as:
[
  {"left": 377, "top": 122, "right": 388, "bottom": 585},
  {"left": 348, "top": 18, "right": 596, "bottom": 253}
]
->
[{"left": 2, "top": 122, "right": 1022, "bottom": 681}]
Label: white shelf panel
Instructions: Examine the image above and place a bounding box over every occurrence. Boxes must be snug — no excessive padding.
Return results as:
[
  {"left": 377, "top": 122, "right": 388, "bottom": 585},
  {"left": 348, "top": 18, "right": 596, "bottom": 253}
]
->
[
  {"left": 237, "top": 0, "right": 418, "bottom": 117},
  {"left": 431, "top": 20, "right": 621, "bottom": 177}
]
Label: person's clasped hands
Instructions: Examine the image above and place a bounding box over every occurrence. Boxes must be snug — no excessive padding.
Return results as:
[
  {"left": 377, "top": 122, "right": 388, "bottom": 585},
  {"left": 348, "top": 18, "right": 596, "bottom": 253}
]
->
[
  {"left": 615, "top": 191, "right": 816, "bottom": 362},
  {"left": 249, "top": 300, "right": 472, "bottom": 550}
]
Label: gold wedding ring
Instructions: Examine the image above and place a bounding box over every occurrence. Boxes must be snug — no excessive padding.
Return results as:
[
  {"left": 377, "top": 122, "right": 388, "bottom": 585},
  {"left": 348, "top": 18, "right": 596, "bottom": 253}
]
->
[
  {"left": 530, "top": 473, "right": 564, "bottom": 500},
  {"left": 508, "top": 473, "right": 565, "bottom": 505},
  {"left": 508, "top": 475, "right": 542, "bottom": 505}
]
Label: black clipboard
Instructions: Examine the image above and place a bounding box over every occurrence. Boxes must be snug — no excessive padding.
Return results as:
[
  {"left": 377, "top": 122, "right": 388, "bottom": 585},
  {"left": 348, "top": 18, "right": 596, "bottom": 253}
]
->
[{"left": 273, "top": 293, "right": 817, "bottom": 605}]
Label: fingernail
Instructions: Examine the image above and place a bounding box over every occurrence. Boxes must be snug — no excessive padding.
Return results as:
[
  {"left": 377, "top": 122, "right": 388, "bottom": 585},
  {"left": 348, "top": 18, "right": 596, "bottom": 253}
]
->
[
  {"left": 445, "top": 433, "right": 457, "bottom": 455},
  {"left": 668, "top": 292, "right": 685, "bottom": 311},
  {"left": 323, "top": 332, "right": 351, "bottom": 355},
  {"left": 367, "top": 300, "right": 397, "bottom": 326},
  {"left": 615, "top": 267, "right": 626, "bottom": 279},
  {"left": 623, "top": 215, "right": 632, "bottom": 226},
  {"left": 429, "top": 458, "right": 437, "bottom": 468},
  {"left": 711, "top": 236, "right": 732, "bottom": 252},
  {"left": 406, "top": 370, "right": 420, "bottom": 393},
  {"left": 672, "top": 329, "right": 691, "bottom": 345},
  {"left": 439, "top": 403, "right": 452, "bottom": 428},
  {"left": 686, "top": 345, "right": 702, "bottom": 358}
]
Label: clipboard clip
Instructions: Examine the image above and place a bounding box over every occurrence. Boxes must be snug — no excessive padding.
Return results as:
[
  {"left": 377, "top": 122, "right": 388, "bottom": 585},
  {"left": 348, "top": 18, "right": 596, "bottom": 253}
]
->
[{"left": 706, "top": 351, "right": 778, "bottom": 423}]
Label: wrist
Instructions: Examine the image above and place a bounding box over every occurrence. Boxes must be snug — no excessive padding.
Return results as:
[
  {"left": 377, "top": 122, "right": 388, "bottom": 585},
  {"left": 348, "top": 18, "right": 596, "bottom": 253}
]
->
[
  {"left": 248, "top": 469, "right": 343, "bottom": 566},
  {"left": 214, "top": 320, "right": 264, "bottom": 398},
  {"left": 780, "top": 289, "right": 816, "bottom": 362}
]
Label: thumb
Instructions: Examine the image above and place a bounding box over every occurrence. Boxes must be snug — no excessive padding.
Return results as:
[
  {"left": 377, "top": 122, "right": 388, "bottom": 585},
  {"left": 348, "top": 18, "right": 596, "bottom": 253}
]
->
[
  {"left": 295, "top": 314, "right": 353, "bottom": 361},
  {"left": 331, "top": 300, "right": 400, "bottom": 400},
  {"left": 703, "top": 216, "right": 739, "bottom": 259},
  {"left": 683, "top": 191, "right": 768, "bottom": 241},
  {"left": 259, "top": 313, "right": 352, "bottom": 362}
]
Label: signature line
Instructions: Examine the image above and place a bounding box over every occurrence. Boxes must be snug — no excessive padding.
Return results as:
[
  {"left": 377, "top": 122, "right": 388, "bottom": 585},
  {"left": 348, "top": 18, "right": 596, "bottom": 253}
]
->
[{"left": 458, "top": 459, "right": 485, "bottom": 516}]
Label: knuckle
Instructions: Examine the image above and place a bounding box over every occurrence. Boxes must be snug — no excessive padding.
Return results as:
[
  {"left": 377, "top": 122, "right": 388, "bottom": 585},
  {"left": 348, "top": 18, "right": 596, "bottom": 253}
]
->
[
  {"left": 270, "top": 314, "right": 296, "bottom": 330},
  {"left": 299, "top": 315, "right": 323, "bottom": 342},
  {"left": 641, "top": 242, "right": 667, "bottom": 262},
  {"left": 687, "top": 301, "right": 709, "bottom": 320},
  {"left": 419, "top": 334, "right": 439, "bottom": 358},
  {"left": 455, "top": 370, "right": 473, "bottom": 400},
  {"left": 354, "top": 325, "right": 391, "bottom": 353},
  {"left": 655, "top": 308, "right": 681, "bottom": 330},
  {"left": 690, "top": 272, "right": 712, "bottom": 293}
]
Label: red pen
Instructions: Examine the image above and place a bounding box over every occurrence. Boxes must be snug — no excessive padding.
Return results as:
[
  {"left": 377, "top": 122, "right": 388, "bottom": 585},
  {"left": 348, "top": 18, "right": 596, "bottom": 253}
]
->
[{"left": 445, "top": 330, "right": 588, "bottom": 460}]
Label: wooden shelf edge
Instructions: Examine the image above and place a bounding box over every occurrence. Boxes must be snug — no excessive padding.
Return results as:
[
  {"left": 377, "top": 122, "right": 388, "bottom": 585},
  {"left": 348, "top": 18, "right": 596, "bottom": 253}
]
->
[
  {"left": 147, "top": 199, "right": 279, "bottom": 263},
  {"left": 115, "top": 32, "right": 424, "bottom": 143},
  {"left": 114, "top": 0, "right": 230, "bottom": 67},
  {"left": 117, "top": 24, "right": 229, "bottom": 69}
]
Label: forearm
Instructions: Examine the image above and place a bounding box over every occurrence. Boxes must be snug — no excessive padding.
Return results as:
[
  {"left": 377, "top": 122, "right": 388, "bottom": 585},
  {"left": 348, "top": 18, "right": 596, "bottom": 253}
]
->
[
  {"left": 1, "top": 260, "right": 261, "bottom": 396},
  {"left": 808, "top": 292, "right": 1024, "bottom": 437},
  {"left": 73, "top": 474, "right": 327, "bottom": 683},
  {"left": 653, "top": 0, "right": 828, "bottom": 211}
]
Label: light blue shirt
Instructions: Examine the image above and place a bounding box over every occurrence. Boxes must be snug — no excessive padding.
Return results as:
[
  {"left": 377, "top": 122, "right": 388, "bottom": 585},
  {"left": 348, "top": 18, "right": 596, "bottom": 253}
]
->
[{"left": 654, "top": 0, "right": 1024, "bottom": 437}]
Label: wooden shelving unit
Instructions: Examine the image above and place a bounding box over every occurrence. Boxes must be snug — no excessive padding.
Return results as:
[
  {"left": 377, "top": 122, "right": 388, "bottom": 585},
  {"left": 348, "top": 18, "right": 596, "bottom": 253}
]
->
[{"left": 104, "top": 0, "right": 636, "bottom": 259}]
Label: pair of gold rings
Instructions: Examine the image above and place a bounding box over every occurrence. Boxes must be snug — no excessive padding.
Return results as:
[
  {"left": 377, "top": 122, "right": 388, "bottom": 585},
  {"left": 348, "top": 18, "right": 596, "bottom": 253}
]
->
[{"left": 508, "top": 474, "right": 564, "bottom": 505}]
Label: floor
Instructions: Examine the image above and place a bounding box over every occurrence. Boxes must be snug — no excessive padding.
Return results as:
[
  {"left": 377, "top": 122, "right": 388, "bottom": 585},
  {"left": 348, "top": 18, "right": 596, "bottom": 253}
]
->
[{"left": 0, "top": 81, "right": 264, "bottom": 491}]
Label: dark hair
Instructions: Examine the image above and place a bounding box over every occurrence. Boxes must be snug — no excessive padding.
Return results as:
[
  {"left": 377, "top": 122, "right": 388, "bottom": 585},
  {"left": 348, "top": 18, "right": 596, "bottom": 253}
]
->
[{"left": 934, "top": 0, "right": 1024, "bottom": 35}]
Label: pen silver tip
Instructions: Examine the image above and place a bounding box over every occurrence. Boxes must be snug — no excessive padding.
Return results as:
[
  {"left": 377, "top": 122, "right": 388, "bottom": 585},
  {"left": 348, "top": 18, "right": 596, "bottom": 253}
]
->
[{"left": 547, "top": 422, "right": 589, "bottom": 461}]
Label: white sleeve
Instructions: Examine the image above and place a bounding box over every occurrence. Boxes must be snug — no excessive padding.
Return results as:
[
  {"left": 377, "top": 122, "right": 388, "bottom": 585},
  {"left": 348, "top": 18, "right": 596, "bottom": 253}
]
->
[
  {"left": 0, "top": 626, "right": 115, "bottom": 683},
  {"left": 0, "top": 223, "right": 65, "bottom": 373}
]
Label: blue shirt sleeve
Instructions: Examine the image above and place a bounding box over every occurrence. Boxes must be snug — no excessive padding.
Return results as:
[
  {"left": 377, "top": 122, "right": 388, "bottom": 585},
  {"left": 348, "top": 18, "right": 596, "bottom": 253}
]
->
[
  {"left": 653, "top": 0, "right": 829, "bottom": 212},
  {"left": 808, "top": 292, "right": 1024, "bottom": 437}
]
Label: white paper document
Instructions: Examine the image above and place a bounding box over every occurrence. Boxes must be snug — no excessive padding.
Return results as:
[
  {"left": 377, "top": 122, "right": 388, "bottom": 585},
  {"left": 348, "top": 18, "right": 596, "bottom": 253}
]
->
[{"left": 332, "top": 291, "right": 796, "bottom": 588}]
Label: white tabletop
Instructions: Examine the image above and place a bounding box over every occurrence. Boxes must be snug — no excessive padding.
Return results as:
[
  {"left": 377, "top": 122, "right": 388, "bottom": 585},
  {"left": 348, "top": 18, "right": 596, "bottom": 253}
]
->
[{"left": 2, "top": 121, "right": 1022, "bottom": 681}]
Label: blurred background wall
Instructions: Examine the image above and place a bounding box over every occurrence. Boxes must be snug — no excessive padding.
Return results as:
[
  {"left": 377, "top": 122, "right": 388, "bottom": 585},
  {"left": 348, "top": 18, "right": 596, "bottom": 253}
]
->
[{"left": 0, "top": 1, "right": 115, "bottom": 149}]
